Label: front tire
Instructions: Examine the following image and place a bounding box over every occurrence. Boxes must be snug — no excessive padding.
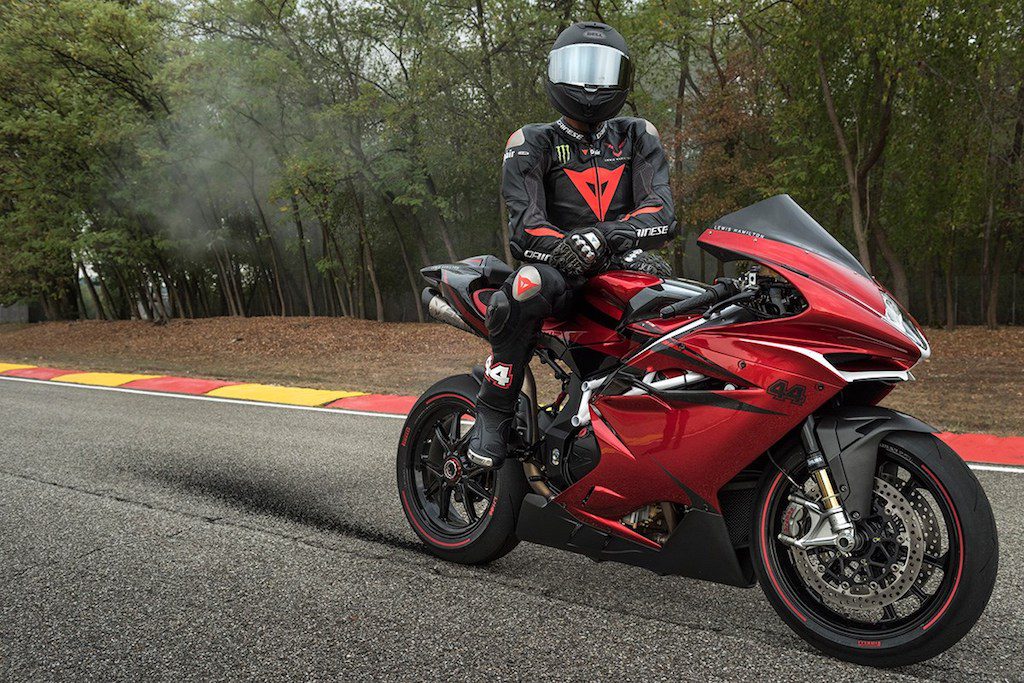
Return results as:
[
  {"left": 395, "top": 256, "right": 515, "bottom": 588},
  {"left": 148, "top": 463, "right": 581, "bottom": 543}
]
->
[
  {"left": 397, "top": 374, "right": 528, "bottom": 565},
  {"left": 752, "top": 432, "right": 998, "bottom": 667}
]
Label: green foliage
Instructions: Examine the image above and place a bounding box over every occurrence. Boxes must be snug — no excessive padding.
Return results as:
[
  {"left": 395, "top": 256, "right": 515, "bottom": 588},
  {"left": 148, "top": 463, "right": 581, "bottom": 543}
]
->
[{"left": 0, "top": 0, "right": 1021, "bottom": 324}]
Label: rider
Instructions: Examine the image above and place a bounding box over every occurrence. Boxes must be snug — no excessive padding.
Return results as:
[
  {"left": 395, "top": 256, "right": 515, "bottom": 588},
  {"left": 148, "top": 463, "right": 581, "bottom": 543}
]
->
[{"left": 467, "top": 21, "right": 678, "bottom": 469}]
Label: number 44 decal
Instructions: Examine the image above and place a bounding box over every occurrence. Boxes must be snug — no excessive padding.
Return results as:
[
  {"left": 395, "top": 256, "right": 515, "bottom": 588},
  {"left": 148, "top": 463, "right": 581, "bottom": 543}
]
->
[{"left": 767, "top": 379, "right": 807, "bottom": 406}]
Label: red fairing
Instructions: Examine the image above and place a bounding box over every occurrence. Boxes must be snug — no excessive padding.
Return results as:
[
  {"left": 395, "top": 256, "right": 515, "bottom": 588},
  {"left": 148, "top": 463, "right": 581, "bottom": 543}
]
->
[
  {"left": 696, "top": 228, "right": 924, "bottom": 371},
  {"left": 546, "top": 229, "right": 927, "bottom": 545},
  {"left": 587, "top": 270, "right": 663, "bottom": 303},
  {"left": 539, "top": 270, "right": 660, "bottom": 351}
]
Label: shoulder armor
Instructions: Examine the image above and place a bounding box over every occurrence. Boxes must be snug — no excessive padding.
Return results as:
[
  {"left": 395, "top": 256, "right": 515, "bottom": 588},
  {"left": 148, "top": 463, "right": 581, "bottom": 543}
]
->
[
  {"left": 507, "top": 124, "right": 548, "bottom": 149},
  {"left": 505, "top": 128, "right": 525, "bottom": 149}
]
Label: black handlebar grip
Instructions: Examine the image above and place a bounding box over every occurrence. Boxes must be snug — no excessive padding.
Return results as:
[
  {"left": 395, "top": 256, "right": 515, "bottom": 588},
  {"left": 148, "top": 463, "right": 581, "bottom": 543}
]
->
[
  {"left": 659, "top": 281, "right": 736, "bottom": 319},
  {"left": 659, "top": 290, "right": 716, "bottom": 318}
]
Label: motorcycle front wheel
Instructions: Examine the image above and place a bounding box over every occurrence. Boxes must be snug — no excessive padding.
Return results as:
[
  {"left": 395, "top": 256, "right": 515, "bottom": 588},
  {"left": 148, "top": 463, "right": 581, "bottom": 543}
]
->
[{"left": 752, "top": 432, "right": 998, "bottom": 667}]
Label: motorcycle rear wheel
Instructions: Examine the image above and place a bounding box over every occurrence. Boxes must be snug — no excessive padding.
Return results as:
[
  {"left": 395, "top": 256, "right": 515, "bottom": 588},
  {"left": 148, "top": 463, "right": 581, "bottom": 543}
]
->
[
  {"left": 752, "top": 432, "right": 997, "bottom": 667},
  {"left": 396, "top": 373, "right": 527, "bottom": 564}
]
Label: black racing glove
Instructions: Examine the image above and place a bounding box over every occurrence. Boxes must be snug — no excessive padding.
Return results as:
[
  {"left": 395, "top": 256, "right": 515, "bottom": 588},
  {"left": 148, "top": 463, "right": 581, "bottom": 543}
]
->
[
  {"left": 600, "top": 224, "right": 640, "bottom": 254},
  {"left": 550, "top": 228, "right": 609, "bottom": 276},
  {"left": 612, "top": 249, "right": 673, "bottom": 278}
]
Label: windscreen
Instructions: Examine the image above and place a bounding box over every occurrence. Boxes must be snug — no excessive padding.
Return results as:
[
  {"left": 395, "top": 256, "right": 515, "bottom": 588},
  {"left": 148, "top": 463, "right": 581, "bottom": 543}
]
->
[{"left": 710, "top": 194, "right": 869, "bottom": 278}]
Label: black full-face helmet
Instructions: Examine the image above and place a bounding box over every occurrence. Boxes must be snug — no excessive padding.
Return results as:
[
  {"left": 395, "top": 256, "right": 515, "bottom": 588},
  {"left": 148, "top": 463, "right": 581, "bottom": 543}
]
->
[{"left": 545, "top": 21, "right": 633, "bottom": 125}]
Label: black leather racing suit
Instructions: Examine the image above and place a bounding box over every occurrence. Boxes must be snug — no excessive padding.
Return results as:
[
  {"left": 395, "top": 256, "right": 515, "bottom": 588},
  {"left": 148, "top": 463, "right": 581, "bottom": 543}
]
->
[{"left": 477, "top": 116, "right": 677, "bottom": 415}]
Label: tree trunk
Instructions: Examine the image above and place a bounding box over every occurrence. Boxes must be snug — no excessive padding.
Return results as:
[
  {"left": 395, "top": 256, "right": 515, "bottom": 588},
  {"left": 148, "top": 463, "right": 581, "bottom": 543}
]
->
[
  {"left": 214, "top": 251, "right": 240, "bottom": 317},
  {"left": 425, "top": 173, "right": 458, "bottom": 261},
  {"left": 816, "top": 50, "right": 896, "bottom": 276},
  {"left": 498, "top": 186, "right": 513, "bottom": 265},
  {"left": 318, "top": 219, "right": 333, "bottom": 317},
  {"left": 74, "top": 277, "right": 88, "bottom": 320},
  {"left": 94, "top": 268, "right": 121, "bottom": 319},
  {"left": 672, "top": 242, "right": 685, "bottom": 279},
  {"left": 986, "top": 236, "right": 1004, "bottom": 329},
  {"left": 322, "top": 224, "right": 353, "bottom": 318},
  {"left": 136, "top": 281, "right": 153, "bottom": 320},
  {"left": 923, "top": 255, "right": 936, "bottom": 327},
  {"left": 197, "top": 273, "right": 212, "bottom": 317},
  {"left": 865, "top": 153, "right": 909, "bottom": 305},
  {"left": 355, "top": 242, "right": 366, "bottom": 319},
  {"left": 943, "top": 252, "right": 956, "bottom": 331},
  {"left": 78, "top": 262, "right": 108, "bottom": 320},
  {"left": 349, "top": 180, "right": 385, "bottom": 321},
  {"left": 113, "top": 268, "right": 138, "bottom": 319},
  {"left": 384, "top": 203, "right": 425, "bottom": 322},
  {"left": 289, "top": 195, "right": 317, "bottom": 316},
  {"left": 230, "top": 258, "right": 248, "bottom": 317},
  {"left": 872, "top": 226, "right": 910, "bottom": 305},
  {"left": 250, "top": 192, "right": 289, "bottom": 316},
  {"left": 407, "top": 212, "right": 433, "bottom": 267},
  {"left": 672, "top": 40, "right": 690, "bottom": 279},
  {"left": 177, "top": 271, "right": 195, "bottom": 319},
  {"left": 816, "top": 51, "right": 873, "bottom": 272}
]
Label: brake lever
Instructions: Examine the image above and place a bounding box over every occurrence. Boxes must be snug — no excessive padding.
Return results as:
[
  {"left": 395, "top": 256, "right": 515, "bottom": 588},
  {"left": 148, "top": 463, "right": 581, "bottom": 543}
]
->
[{"left": 702, "top": 289, "right": 757, "bottom": 319}]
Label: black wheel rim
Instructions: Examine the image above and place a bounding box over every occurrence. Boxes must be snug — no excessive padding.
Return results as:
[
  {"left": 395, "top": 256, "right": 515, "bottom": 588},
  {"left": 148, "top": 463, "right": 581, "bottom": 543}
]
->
[
  {"left": 403, "top": 397, "right": 496, "bottom": 540},
  {"left": 764, "top": 444, "right": 962, "bottom": 640}
]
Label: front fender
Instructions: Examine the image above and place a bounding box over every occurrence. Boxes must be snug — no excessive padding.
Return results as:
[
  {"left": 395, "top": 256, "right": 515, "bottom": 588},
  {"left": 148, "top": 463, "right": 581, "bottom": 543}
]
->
[{"left": 815, "top": 407, "right": 937, "bottom": 519}]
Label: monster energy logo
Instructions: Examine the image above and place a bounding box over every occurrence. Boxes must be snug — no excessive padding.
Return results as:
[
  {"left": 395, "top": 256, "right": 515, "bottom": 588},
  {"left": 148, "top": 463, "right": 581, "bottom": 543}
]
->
[{"left": 555, "top": 144, "right": 571, "bottom": 164}]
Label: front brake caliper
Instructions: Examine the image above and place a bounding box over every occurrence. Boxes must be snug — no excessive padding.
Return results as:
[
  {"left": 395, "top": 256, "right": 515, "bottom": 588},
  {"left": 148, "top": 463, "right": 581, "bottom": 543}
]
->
[{"left": 779, "top": 417, "right": 857, "bottom": 554}]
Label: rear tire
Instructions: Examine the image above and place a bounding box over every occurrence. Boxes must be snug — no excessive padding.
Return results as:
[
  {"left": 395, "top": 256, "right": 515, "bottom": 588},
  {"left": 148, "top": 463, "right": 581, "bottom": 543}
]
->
[
  {"left": 396, "top": 374, "right": 528, "bottom": 565},
  {"left": 752, "top": 432, "right": 998, "bottom": 667}
]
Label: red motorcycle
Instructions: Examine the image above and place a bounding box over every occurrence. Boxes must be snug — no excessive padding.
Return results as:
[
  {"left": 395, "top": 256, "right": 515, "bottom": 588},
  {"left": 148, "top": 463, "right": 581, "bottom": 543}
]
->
[{"left": 396, "top": 195, "right": 997, "bottom": 666}]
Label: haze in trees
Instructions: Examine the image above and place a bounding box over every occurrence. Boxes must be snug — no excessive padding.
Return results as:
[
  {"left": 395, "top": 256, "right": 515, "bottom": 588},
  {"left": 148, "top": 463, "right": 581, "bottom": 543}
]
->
[{"left": 0, "top": 0, "right": 1021, "bottom": 327}]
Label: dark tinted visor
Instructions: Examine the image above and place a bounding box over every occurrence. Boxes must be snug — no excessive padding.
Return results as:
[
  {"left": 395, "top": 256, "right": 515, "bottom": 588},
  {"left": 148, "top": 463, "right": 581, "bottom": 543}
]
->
[{"left": 547, "top": 43, "right": 631, "bottom": 89}]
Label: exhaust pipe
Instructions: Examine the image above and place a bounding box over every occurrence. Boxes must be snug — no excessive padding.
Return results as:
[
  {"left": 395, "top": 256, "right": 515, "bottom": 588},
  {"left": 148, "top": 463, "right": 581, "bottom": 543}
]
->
[{"left": 422, "top": 288, "right": 473, "bottom": 333}]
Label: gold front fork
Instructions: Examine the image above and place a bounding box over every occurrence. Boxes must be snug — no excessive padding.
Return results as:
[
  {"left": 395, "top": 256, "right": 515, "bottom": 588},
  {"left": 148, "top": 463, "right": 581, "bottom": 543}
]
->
[
  {"left": 801, "top": 418, "right": 856, "bottom": 552},
  {"left": 813, "top": 468, "right": 842, "bottom": 510}
]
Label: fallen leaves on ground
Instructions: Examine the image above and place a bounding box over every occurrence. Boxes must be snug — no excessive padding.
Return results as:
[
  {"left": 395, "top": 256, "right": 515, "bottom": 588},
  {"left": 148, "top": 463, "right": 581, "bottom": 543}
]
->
[{"left": 1, "top": 318, "right": 1020, "bottom": 435}]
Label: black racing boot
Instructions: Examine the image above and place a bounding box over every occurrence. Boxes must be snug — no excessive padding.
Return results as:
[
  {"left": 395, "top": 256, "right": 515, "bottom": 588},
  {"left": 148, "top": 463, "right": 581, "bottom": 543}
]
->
[{"left": 466, "top": 400, "right": 514, "bottom": 469}]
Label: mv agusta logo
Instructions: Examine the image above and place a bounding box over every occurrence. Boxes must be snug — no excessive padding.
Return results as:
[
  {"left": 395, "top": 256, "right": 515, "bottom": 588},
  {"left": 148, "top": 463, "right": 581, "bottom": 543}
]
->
[{"left": 563, "top": 165, "right": 625, "bottom": 221}]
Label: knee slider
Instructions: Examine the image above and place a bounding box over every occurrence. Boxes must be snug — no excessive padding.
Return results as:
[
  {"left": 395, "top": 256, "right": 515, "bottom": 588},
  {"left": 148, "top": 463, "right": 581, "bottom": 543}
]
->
[
  {"left": 512, "top": 265, "right": 543, "bottom": 302},
  {"left": 485, "top": 290, "right": 511, "bottom": 336}
]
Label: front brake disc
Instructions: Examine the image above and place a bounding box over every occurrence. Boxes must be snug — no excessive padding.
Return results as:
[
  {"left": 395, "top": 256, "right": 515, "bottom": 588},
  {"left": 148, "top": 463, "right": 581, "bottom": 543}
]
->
[{"left": 788, "top": 477, "right": 927, "bottom": 621}]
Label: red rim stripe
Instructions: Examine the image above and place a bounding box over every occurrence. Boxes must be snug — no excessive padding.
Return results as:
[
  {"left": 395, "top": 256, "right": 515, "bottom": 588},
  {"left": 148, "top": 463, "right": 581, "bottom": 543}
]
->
[
  {"left": 760, "top": 471, "right": 807, "bottom": 622},
  {"left": 399, "top": 489, "right": 474, "bottom": 548},
  {"left": 919, "top": 464, "right": 965, "bottom": 631}
]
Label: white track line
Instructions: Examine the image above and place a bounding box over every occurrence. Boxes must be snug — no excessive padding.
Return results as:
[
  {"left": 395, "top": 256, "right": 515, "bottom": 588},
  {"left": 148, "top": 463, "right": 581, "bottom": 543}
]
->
[
  {"left": 2, "top": 374, "right": 1021, "bottom": 475},
  {"left": 966, "top": 463, "right": 1024, "bottom": 474}
]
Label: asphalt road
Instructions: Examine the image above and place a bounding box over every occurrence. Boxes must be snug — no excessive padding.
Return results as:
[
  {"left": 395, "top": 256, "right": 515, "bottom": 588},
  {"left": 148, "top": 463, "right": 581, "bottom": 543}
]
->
[{"left": 0, "top": 379, "right": 1020, "bottom": 682}]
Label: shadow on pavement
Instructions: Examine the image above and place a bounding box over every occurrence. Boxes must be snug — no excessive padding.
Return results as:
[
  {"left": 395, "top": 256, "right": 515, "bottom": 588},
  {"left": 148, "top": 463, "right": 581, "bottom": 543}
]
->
[{"left": 132, "top": 462, "right": 429, "bottom": 555}]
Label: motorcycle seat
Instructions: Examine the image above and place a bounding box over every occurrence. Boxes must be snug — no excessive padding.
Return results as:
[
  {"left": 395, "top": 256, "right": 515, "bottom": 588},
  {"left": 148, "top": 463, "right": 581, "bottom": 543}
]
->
[{"left": 459, "top": 255, "right": 513, "bottom": 287}]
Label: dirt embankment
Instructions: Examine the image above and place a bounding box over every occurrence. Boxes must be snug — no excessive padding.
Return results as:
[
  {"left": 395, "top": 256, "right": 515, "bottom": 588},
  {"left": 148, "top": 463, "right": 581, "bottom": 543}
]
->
[
  {"left": 1, "top": 318, "right": 1021, "bottom": 435},
  {"left": 0, "top": 317, "right": 488, "bottom": 396}
]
